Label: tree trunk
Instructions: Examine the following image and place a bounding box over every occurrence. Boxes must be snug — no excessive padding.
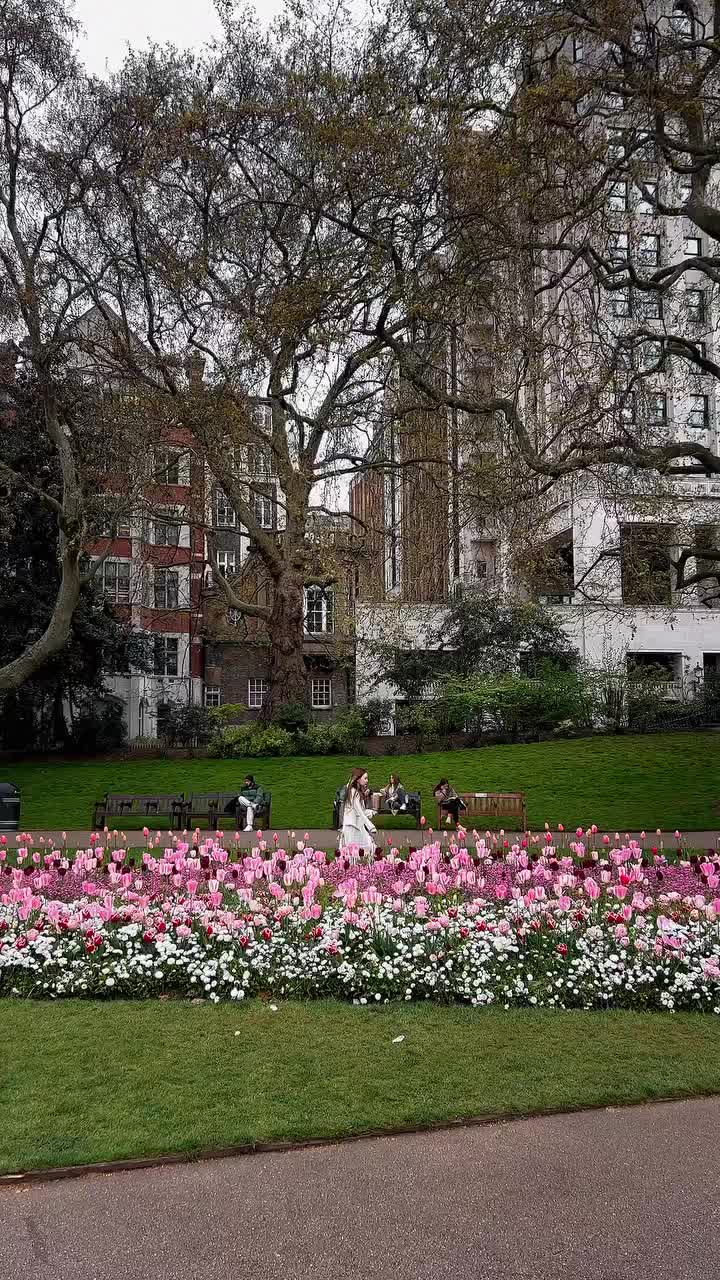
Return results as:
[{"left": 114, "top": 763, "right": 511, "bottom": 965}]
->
[
  {"left": 0, "top": 400, "right": 84, "bottom": 694},
  {"left": 266, "top": 570, "right": 307, "bottom": 716}
]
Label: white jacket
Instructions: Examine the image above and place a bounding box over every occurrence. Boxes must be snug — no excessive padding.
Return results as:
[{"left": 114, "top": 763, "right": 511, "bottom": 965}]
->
[{"left": 340, "top": 789, "right": 376, "bottom": 853}]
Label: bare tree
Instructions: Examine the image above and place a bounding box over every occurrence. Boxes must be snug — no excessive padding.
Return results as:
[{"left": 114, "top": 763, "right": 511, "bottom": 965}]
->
[
  {"left": 0, "top": 1, "right": 145, "bottom": 691},
  {"left": 60, "top": 0, "right": 534, "bottom": 713}
]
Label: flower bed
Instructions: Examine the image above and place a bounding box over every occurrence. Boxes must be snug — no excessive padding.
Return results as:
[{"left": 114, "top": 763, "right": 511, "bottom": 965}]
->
[{"left": 2, "top": 827, "right": 720, "bottom": 1011}]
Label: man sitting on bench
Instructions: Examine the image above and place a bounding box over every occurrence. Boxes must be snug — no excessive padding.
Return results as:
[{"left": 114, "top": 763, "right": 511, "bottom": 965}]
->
[{"left": 237, "top": 774, "right": 262, "bottom": 831}]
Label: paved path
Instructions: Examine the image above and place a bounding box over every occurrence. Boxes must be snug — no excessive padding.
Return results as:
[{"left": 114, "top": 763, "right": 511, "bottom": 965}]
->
[
  {"left": 2, "top": 1099, "right": 720, "bottom": 1279},
  {"left": 13, "top": 828, "right": 720, "bottom": 849}
]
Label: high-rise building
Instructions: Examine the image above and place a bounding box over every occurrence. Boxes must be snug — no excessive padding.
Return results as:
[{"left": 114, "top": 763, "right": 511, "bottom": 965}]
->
[{"left": 354, "top": 3, "right": 720, "bottom": 711}]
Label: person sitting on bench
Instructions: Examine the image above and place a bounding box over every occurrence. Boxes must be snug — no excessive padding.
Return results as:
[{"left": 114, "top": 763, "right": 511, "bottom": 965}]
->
[
  {"left": 433, "top": 778, "right": 466, "bottom": 826},
  {"left": 381, "top": 773, "right": 408, "bottom": 815},
  {"left": 237, "top": 775, "right": 261, "bottom": 831}
]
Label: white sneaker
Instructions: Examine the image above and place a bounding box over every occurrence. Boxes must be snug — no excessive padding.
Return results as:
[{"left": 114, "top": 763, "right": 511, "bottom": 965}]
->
[
  {"left": 400, "top": 804, "right": 407, "bottom": 811},
  {"left": 445, "top": 815, "right": 452, "bottom": 825},
  {"left": 244, "top": 824, "right": 253, "bottom": 832}
]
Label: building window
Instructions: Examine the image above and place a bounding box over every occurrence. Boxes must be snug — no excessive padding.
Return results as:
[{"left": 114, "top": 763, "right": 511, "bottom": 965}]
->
[
  {"left": 154, "top": 568, "right": 179, "bottom": 609},
  {"left": 688, "top": 394, "right": 709, "bottom": 429},
  {"left": 692, "top": 340, "right": 707, "bottom": 367},
  {"left": 311, "top": 677, "right": 332, "bottom": 709},
  {"left": 621, "top": 525, "right": 672, "bottom": 606},
  {"left": 615, "top": 344, "right": 634, "bottom": 371},
  {"left": 608, "top": 288, "right": 631, "bottom": 318},
  {"left": 639, "top": 233, "right": 660, "bottom": 266},
  {"left": 607, "top": 129, "right": 625, "bottom": 161},
  {"left": 154, "top": 636, "right": 179, "bottom": 677},
  {"left": 647, "top": 393, "right": 668, "bottom": 426},
  {"left": 608, "top": 232, "right": 629, "bottom": 261},
  {"left": 253, "top": 492, "right": 273, "bottom": 528},
  {"left": 635, "top": 291, "right": 662, "bottom": 321},
  {"left": 684, "top": 236, "right": 702, "bottom": 257},
  {"left": 639, "top": 340, "right": 663, "bottom": 371},
  {"left": 155, "top": 449, "right": 181, "bottom": 485},
  {"left": 616, "top": 392, "right": 635, "bottom": 424},
  {"left": 304, "top": 585, "right": 335, "bottom": 635},
  {"left": 216, "top": 550, "right": 237, "bottom": 577},
  {"left": 608, "top": 182, "right": 628, "bottom": 211},
  {"left": 252, "top": 403, "right": 273, "bottom": 433},
  {"left": 215, "top": 488, "right": 236, "bottom": 528},
  {"left": 686, "top": 288, "right": 705, "bottom": 322},
  {"left": 94, "top": 507, "right": 132, "bottom": 538},
  {"left": 636, "top": 181, "right": 657, "bottom": 214},
  {"left": 248, "top": 677, "right": 268, "bottom": 709},
  {"left": 605, "top": 93, "right": 625, "bottom": 113},
  {"left": 670, "top": 4, "right": 694, "bottom": 41},
  {"left": 154, "top": 516, "right": 181, "bottom": 546},
  {"left": 98, "top": 559, "right": 131, "bottom": 603},
  {"left": 572, "top": 34, "right": 584, "bottom": 62},
  {"left": 246, "top": 442, "right": 274, "bottom": 478},
  {"left": 630, "top": 25, "right": 655, "bottom": 60},
  {"left": 205, "top": 687, "right": 221, "bottom": 708}
]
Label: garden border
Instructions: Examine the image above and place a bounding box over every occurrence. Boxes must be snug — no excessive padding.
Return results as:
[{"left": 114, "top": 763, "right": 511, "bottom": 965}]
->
[{"left": 1, "top": 1091, "right": 715, "bottom": 1186}]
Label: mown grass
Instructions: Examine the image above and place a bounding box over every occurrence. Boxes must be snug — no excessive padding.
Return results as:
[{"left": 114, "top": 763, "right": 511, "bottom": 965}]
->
[
  {"left": 3, "top": 731, "right": 719, "bottom": 831},
  {"left": 2, "top": 999, "right": 720, "bottom": 1173}
]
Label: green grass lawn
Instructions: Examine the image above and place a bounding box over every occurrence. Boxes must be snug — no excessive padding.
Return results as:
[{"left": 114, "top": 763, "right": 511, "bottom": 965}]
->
[
  {"left": 2, "top": 999, "right": 720, "bottom": 1173},
  {"left": 3, "top": 731, "right": 719, "bottom": 831}
]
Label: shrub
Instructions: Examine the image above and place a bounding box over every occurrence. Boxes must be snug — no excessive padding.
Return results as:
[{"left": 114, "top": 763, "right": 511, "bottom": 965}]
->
[
  {"left": 161, "top": 705, "right": 213, "bottom": 749},
  {"left": 207, "top": 704, "right": 246, "bottom": 727},
  {"left": 356, "top": 697, "right": 394, "bottom": 736},
  {"left": 394, "top": 702, "right": 446, "bottom": 746},
  {"left": 273, "top": 701, "right": 311, "bottom": 733},
  {"left": 208, "top": 723, "right": 294, "bottom": 758},
  {"left": 442, "top": 672, "right": 591, "bottom": 741},
  {"left": 70, "top": 701, "right": 127, "bottom": 754},
  {"left": 294, "top": 724, "right": 330, "bottom": 755},
  {"left": 327, "top": 709, "right": 365, "bottom": 753},
  {"left": 208, "top": 724, "right": 258, "bottom": 758},
  {"left": 250, "top": 726, "right": 295, "bottom": 756}
]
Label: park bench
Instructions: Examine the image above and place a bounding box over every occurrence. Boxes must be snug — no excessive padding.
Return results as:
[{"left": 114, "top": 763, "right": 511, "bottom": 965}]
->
[
  {"left": 92, "top": 792, "right": 186, "bottom": 831},
  {"left": 333, "top": 784, "right": 422, "bottom": 830},
  {"left": 436, "top": 791, "right": 527, "bottom": 831},
  {"left": 183, "top": 789, "right": 272, "bottom": 831}
]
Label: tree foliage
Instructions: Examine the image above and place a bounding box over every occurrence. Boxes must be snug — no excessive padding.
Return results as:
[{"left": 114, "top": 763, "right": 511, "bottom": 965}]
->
[
  {"left": 372, "top": 595, "right": 579, "bottom": 699},
  {"left": 0, "top": 378, "right": 151, "bottom": 750}
]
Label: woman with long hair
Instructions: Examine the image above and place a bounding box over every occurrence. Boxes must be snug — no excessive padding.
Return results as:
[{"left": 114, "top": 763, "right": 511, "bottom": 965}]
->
[
  {"left": 381, "top": 773, "right": 408, "bottom": 815},
  {"left": 433, "top": 778, "right": 466, "bottom": 826},
  {"left": 340, "top": 767, "right": 377, "bottom": 853}
]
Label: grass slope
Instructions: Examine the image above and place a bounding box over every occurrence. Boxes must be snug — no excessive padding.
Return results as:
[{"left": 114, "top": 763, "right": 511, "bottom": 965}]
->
[
  {"left": 2, "top": 999, "right": 720, "bottom": 1173},
  {"left": 3, "top": 731, "right": 719, "bottom": 831}
]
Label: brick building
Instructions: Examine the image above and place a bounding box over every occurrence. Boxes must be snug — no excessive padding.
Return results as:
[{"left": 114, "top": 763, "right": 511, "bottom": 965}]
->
[{"left": 202, "top": 514, "right": 359, "bottom": 720}]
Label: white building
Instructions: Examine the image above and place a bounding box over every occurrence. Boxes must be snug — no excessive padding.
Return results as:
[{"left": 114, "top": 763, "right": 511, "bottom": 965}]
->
[{"left": 354, "top": 1, "right": 720, "bottom": 712}]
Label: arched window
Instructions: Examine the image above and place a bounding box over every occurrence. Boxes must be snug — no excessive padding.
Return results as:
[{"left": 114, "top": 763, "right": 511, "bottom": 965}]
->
[{"left": 670, "top": 3, "right": 695, "bottom": 41}]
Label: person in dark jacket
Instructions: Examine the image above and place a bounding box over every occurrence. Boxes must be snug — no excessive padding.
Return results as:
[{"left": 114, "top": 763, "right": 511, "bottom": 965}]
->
[
  {"left": 237, "top": 774, "right": 262, "bottom": 831},
  {"left": 433, "top": 778, "right": 466, "bottom": 825},
  {"left": 381, "top": 773, "right": 408, "bottom": 815}
]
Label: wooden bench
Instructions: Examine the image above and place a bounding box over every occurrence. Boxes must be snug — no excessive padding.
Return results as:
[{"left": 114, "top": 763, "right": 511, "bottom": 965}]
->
[
  {"left": 333, "top": 785, "right": 422, "bottom": 830},
  {"left": 92, "top": 793, "right": 186, "bottom": 831},
  {"left": 184, "top": 789, "right": 272, "bottom": 832},
  {"left": 436, "top": 791, "right": 527, "bottom": 830}
]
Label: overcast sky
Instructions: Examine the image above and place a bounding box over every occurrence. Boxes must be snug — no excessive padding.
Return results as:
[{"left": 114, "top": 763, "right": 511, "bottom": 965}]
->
[{"left": 73, "top": 0, "right": 283, "bottom": 73}]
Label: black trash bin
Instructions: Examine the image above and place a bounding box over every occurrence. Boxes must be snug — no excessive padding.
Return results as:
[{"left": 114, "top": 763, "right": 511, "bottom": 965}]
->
[{"left": 0, "top": 782, "right": 20, "bottom": 832}]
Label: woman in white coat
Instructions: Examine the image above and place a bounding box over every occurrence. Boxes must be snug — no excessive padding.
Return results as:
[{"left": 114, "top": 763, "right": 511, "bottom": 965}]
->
[{"left": 340, "top": 768, "right": 377, "bottom": 853}]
